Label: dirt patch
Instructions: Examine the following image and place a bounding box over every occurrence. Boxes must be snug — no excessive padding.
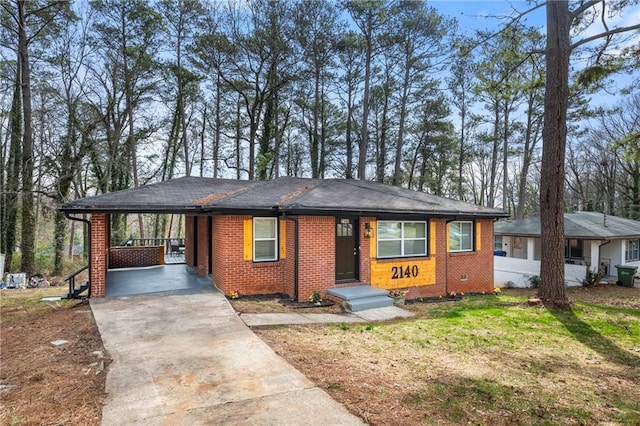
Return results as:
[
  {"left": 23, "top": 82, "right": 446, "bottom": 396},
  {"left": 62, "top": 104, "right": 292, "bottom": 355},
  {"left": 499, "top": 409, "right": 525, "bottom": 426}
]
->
[
  {"left": 228, "top": 293, "right": 344, "bottom": 314},
  {"left": 0, "top": 288, "right": 108, "bottom": 425}
]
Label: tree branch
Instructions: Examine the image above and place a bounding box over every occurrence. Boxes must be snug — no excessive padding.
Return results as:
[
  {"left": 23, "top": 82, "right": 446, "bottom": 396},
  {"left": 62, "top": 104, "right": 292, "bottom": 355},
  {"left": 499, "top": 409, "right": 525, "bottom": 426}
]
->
[
  {"left": 571, "top": 23, "right": 640, "bottom": 51},
  {"left": 570, "top": 0, "right": 601, "bottom": 20}
]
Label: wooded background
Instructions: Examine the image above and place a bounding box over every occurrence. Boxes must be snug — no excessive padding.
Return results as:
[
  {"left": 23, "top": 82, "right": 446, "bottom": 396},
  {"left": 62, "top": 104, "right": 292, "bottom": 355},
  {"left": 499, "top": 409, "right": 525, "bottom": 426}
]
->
[{"left": 1, "top": 0, "right": 639, "bottom": 278}]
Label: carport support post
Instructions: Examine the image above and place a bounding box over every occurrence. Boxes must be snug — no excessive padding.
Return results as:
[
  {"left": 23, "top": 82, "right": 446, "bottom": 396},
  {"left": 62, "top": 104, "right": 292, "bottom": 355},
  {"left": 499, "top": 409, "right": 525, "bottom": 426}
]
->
[
  {"left": 90, "top": 213, "right": 108, "bottom": 297},
  {"left": 527, "top": 238, "right": 535, "bottom": 261}
]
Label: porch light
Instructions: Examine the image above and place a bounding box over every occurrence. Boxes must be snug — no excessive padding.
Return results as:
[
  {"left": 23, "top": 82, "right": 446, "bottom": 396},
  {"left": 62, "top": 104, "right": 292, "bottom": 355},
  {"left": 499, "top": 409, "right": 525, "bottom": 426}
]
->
[{"left": 364, "top": 223, "right": 372, "bottom": 238}]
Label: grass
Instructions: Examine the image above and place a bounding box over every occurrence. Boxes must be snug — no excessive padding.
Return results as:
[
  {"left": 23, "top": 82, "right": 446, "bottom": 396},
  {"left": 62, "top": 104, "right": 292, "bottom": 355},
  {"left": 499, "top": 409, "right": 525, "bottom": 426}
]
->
[
  {"left": 0, "top": 286, "right": 73, "bottom": 324},
  {"left": 255, "top": 287, "right": 640, "bottom": 425}
]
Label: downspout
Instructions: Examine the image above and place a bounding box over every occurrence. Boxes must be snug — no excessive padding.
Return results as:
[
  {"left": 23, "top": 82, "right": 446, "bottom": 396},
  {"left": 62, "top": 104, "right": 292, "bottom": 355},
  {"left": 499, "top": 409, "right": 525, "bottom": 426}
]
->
[
  {"left": 282, "top": 212, "right": 299, "bottom": 302},
  {"left": 598, "top": 239, "right": 611, "bottom": 274},
  {"left": 444, "top": 217, "right": 458, "bottom": 296},
  {"left": 64, "top": 212, "right": 92, "bottom": 297}
]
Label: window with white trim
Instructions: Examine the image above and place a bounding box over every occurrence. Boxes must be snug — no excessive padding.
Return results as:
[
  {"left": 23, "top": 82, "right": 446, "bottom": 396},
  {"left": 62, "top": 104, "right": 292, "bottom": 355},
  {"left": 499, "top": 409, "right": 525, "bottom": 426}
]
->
[
  {"left": 494, "top": 235, "right": 503, "bottom": 251},
  {"left": 626, "top": 239, "right": 640, "bottom": 262},
  {"left": 253, "top": 218, "right": 278, "bottom": 262},
  {"left": 377, "top": 221, "right": 427, "bottom": 258},
  {"left": 449, "top": 221, "right": 474, "bottom": 252}
]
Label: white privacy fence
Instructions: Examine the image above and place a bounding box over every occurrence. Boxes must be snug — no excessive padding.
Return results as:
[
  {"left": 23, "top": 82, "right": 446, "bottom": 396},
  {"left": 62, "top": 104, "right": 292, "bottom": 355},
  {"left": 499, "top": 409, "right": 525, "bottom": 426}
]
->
[{"left": 494, "top": 256, "right": 587, "bottom": 288}]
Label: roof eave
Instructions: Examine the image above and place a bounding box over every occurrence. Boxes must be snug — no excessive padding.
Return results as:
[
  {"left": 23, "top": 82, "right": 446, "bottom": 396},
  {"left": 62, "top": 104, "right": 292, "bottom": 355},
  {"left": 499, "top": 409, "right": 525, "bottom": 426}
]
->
[{"left": 59, "top": 205, "right": 203, "bottom": 214}]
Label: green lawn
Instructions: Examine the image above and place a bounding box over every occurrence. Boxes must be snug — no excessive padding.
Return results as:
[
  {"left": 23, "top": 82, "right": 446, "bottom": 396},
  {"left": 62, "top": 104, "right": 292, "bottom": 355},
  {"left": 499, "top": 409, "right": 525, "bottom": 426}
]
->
[{"left": 256, "top": 287, "right": 640, "bottom": 425}]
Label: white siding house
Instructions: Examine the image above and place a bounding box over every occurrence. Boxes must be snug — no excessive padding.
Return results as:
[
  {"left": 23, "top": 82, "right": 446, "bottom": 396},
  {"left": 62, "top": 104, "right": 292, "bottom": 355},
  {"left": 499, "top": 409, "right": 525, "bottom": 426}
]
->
[{"left": 494, "top": 212, "right": 640, "bottom": 287}]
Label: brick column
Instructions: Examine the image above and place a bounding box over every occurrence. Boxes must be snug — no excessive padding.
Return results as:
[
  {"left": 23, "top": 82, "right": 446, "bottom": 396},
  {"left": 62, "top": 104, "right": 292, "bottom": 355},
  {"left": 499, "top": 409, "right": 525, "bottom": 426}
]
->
[
  {"left": 90, "top": 214, "right": 108, "bottom": 297},
  {"left": 196, "top": 215, "right": 209, "bottom": 276},
  {"left": 185, "top": 216, "right": 194, "bottom": 267}
]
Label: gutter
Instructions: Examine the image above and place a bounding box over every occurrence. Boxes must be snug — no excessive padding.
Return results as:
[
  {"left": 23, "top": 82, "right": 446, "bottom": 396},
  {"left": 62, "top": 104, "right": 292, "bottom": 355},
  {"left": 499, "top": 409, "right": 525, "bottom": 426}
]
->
[{"left": 443, "top": 217, "right": 459, "bottom": 296}]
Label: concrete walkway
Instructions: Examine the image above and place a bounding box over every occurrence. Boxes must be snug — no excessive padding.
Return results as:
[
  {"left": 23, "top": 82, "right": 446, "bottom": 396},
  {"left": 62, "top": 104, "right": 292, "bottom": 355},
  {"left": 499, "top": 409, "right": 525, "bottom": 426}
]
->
[{"left": 91, "top": 291, "right": 367, "bottom": 425}]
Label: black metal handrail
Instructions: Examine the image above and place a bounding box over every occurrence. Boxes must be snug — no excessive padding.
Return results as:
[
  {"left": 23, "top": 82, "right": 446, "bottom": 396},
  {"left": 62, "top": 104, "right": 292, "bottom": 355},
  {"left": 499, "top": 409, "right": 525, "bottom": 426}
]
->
[{"left": 65, "top": 265, "right": 89, "bottom": 299}]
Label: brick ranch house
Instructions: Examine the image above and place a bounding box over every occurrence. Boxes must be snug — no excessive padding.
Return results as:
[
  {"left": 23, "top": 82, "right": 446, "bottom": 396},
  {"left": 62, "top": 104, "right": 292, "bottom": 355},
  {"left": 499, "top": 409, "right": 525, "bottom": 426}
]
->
[{"left": 60, "top": 176, "right": 507, "bottom": 302}]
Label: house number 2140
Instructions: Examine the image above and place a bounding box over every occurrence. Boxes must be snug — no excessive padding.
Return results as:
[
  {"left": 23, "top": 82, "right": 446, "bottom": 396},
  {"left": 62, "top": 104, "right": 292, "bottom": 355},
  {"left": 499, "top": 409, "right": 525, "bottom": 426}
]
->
[{"left": 391, "top": 265, "right": 419, "bottom": 279}]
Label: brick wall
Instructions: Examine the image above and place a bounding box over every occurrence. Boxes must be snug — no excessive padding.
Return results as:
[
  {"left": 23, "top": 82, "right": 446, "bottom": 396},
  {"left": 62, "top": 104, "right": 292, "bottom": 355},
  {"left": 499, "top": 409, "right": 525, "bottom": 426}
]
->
[
  {"left": 108, "top": 246, "right": 164, "bottom": 269},
  {"left": 283, "top": 218, "right": 296, "bottom": 297},
  {"left": 90, "top": 214, "right": 108, "bottom": 297},
  {"left": 445, "top": 219, "right": 494, "bottom": 294},
  {"left": 211, "top": 215, "right": 288, "bottom": 297},
  {"left": 297, "top": 216, "right": 334, "bottom": 302},
  {"left": 196, "top": 216, "right": 209, "bottom": 276},
  {"left": 184, "top": 215, "right": 194, "bottom": 267}
]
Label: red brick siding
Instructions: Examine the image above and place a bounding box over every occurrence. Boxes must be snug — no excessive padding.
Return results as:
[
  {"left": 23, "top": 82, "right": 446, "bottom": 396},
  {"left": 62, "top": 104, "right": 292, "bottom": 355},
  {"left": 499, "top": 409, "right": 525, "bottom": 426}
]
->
[
  {"left": 90, "top": 214, "right": 108, "bottom": 297},
  {"left": 283, "top": 218, "right": 296, "bottom": 297},
  {"left": 211, "top": 215, "right": 288, "bottom": 297},
  {"left": 297, "top": 216, "right": 334, "bottom": 302},
  {"left": 196, "top": 216, "right": 209, "bottom": 276},
  {"left": 184, "top": 216, "right": 194, "bottom": 267},
  {"left": 446, "top": 219, "right": 494, "bottom": 294},
  {"left": 108, "top": 246, "right": 164, "bottom": 269}
]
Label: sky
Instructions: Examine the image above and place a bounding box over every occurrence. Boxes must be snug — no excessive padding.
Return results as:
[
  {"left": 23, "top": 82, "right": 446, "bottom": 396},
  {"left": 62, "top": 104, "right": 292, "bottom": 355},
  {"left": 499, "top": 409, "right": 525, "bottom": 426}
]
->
[
  {"left": 429, "top": 1, "right": 547, "bottom": 33},
  {"left": 429, "top": 0, "right": 640, "bottom": 109}
]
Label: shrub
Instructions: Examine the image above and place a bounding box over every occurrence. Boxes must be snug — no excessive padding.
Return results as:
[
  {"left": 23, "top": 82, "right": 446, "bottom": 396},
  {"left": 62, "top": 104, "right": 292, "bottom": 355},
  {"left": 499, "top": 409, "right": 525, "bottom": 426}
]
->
[
  {"left": 582, "top": 266, "right": 605, "bottom": 287},
  {"left": 308, "top": 290, "right": 322, "bottom": 304},
  {"left": 528, "top": 275, "right": 540, "bottom": 288}
]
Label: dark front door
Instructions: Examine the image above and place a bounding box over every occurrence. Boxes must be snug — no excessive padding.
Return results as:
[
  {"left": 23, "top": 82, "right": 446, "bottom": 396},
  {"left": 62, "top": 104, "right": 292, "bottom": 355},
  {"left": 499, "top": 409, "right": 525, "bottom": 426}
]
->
[{"left": 336, "top": 218, "right": 358, "bottom": 281}]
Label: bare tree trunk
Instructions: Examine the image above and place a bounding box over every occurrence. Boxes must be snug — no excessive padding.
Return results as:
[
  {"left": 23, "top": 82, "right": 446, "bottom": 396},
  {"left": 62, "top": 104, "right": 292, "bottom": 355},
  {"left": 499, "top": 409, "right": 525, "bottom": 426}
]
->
[
  {"left": 516, "top": 91, "right": 541, "bottom": 219},
  {"left": 18, "top": 0, "right": 35, "bottom": 275},
  {"left": 3, "top": 68, "right": 22, "bottom": 274},
  {"left": 539, "top": 0, "right": 570, "bottom": 306},
  {"left": 393, "top": 65, "right": 410, "bottom": 186},
  {"left": 487, "top": 107, "right": 500, "bottom": 208},
  {"left": 358, "top": 40, "right": 372, "bottom": 180},
  {"left": 235, "top": 95, "right": 241, "bottom": 180},
  {"left": 214, "top": 74, "right": 221, "bottom": 178},
  {"left": 345, "top": 89, "right": 354, "bottom": 179}
]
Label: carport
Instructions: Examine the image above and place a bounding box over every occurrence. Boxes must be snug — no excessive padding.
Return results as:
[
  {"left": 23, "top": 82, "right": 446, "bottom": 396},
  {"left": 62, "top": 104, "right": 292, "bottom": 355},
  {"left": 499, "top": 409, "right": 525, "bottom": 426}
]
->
[
  {"left": 60, "top": 177, "right": 245, "bottom": 298},
  {"left": 105, "top": 264, "right": 216, "bottom": 297}
]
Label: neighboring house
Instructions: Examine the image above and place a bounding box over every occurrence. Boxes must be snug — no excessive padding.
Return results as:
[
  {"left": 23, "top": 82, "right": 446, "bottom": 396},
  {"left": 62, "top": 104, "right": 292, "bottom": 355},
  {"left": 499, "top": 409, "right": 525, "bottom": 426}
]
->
[
  {"left": 494, "top": 211, "right": 640, "bottom": 287},
  {"left": 60, "top": 176, "right": 507, "bottom": 301}
]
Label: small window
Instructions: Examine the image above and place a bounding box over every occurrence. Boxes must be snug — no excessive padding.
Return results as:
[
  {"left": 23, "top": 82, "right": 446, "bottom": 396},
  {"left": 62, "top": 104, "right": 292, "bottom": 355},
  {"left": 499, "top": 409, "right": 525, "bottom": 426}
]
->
[
  {"left": 253, "top": 218, "right": 278, "bottom": 262},
  {"left": 494, "top": 235, "right": 503, "bottom": 251},
  {"left": 449, "top": 221, "right": 473, "bottom": 252},
  {"left": 377, "top": 221, "right": 427, "bottom": 258},
  {"left": 626, "top": 239, "right": 640, "bottom": 262}
]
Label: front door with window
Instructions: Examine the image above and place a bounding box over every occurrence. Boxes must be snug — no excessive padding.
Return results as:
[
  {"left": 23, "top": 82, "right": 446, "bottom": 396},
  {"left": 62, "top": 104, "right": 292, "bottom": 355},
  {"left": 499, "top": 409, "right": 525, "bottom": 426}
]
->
[{"left": 336, "top": 218, "right": 358, "bottom": 281}]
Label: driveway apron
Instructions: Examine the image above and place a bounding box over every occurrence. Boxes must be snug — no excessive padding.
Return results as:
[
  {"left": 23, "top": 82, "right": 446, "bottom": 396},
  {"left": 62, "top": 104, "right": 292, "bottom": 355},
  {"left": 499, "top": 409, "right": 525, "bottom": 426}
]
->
[{"left": 91, "top": 292, "right": 365, "bottom": 425}]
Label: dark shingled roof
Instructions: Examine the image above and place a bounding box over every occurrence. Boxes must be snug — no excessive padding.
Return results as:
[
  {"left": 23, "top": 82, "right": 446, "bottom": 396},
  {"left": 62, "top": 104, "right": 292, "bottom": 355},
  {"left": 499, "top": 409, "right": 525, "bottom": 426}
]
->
[
  {"left": 61, "top": 176, "right": 507, "bottom": 218},
  {"left": 60, "top": 177, "right": 257, "bottom": 213},
  {"left": 494, "top": 211, "right": 640, "bottom": 239}
]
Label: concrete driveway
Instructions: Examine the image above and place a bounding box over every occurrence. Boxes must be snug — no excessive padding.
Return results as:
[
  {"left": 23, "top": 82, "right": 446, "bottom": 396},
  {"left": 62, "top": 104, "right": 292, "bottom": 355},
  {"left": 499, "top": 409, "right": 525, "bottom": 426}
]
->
[{"left": 91, "top": 290, "right": 365, "bottom": 425}]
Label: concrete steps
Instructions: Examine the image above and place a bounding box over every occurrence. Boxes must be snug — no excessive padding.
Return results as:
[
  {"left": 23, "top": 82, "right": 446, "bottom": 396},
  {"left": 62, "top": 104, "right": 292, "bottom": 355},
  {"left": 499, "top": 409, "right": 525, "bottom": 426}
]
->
[{"left": 327, "top": 285, "right": 393, "bottom": 312}]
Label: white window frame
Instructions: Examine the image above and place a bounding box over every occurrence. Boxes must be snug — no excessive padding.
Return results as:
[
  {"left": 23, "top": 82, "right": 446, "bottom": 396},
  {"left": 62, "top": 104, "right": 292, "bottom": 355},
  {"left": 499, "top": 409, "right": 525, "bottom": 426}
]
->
[
  {"left": 253, "top": 217, "right": 278, "bottom": 262},
  {"left": 494, "top": 235, "right": 503, "bottom": 251},
  {"left": 626, "top": 239, "right": 640, "bottom": 262},
  {"left": 449, "top": 221, "right": 474, "bottom": 253},
  {"left": 376, "top": 220, "right": 427, "bottom": 259}
]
